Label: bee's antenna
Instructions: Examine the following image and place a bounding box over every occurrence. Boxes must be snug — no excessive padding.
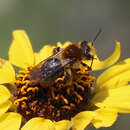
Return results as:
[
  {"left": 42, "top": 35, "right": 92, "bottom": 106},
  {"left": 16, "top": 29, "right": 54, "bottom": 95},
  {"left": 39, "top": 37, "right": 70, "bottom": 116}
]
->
[
  {"left": 89, "top": 28, "right": 102, "bottom": 69},
  {"left": 93, "top": 28, "right": 102, "bottom": 42}
]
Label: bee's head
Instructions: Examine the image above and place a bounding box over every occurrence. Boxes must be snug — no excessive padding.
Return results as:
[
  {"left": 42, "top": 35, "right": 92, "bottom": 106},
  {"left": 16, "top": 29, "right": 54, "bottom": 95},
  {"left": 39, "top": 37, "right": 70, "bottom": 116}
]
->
[
  {"left": 80, "top": 41, "right": 96, "bottom": 60},
  {"left": 80, "top": 29, "right": 101, "bottom": 60}
]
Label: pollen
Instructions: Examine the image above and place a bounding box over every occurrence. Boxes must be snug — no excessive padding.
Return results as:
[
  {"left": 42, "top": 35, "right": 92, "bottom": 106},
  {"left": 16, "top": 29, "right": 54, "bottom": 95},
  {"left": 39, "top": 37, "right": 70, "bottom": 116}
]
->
[{"left": 14, "top": 66, "right": 95, "bottom": 122}]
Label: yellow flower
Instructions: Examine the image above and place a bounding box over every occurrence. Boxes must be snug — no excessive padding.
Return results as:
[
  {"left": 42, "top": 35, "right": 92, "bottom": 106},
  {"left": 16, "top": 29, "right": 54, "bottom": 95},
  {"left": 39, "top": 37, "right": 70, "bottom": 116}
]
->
[
  {"left": 0, "top": 60, "right": 12, "bottom": 115},
  {"left": 1, "top": 30, "right": 130, "bottom": 130}
]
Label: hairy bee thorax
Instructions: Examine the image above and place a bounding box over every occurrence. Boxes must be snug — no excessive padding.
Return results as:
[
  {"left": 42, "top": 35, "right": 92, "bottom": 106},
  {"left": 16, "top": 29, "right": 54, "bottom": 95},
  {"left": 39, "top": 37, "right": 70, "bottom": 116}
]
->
[
  {"left": 61, "top": 44, "right": 82, "bottom": 60},
  {"left": 14, "top": 65, "right": 95, "bottom": 122}
]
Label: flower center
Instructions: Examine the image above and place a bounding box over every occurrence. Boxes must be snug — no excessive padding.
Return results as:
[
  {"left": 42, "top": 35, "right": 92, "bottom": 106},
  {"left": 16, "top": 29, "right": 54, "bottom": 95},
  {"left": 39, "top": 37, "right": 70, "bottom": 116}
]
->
[{"left": 14, "top": 66, "right": 95, "bottom": 122}]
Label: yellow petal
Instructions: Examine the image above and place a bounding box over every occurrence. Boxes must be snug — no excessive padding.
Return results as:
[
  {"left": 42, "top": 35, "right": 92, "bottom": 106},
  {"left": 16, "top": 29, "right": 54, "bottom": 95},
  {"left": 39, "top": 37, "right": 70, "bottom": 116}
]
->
[
  {"left": 0, "top": 101, "right": 12, "bottom": 116},
  {"left": 9, "top": 30, "right": 34, "bottom": 68},
  {"left": 21, "top": 118, "right": 54, "bottom": 130},
  {"left": 0, "top": 59, "right": 15, "bottom": 84},
  {"left": 92, "top": 108, "right": 117, "bottom": 128},
  {"left": 56, "top": 41, "right": 63, "bottom": 48},
  {"left": 34, "top": 53, "right": 40, "bottom": 65},
  {"left": 92, "top": 85, "right": 130, "bottom": 113},
  {"left": 98, "top": 71, "right": 130, "bottom": 89},
  {"left": 71, "top": 111, "right": 94, "bottom": 130},
  {"left": 96, "top": 58, "right": 130, "bottom": 89},
  {"left": 54, "top": 120, "right": 73, "bottom": 130},
  {"left": 34, "top": 45, "right": 55, "bottom": 65},
  {"left": 0, "top": 85, "right": 11, "bottom": 105},
  {"left": 0, "top": 112, "right": 22, "bottom": 130},
  {"left": 84, "top": 42, "right": 121, "bottom": 70},
  {"left": 56, "top": 41, "right": 72, "bottom": 48}
]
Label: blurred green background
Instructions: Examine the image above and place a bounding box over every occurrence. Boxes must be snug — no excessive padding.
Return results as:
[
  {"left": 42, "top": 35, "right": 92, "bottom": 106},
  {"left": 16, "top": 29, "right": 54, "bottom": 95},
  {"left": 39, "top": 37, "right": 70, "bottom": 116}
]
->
[{"left": 0, "top": 0, "right": 130, "bottom": 129}]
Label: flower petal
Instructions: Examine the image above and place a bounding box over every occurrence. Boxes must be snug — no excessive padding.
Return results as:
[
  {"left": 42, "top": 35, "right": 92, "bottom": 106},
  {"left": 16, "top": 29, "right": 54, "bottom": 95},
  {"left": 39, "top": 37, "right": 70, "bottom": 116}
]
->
[
  {"left": 0, "top": 112, "right": 22, "bottom": 130},
  {"left": 54, "top": 120, "right": 72, "bottom": 130},
  {"left": 0, "top": 101, "right": 12, "bottom": 116},
  {"left": 0, "top": 85, "right": 11, "bottom": 105},
  {"left": 9, "top": 30, "right": 34, "bottom": 68},
  {"left": 56, "top": 41, "right": 72, "bottom": 48},
  {"left": 92, "top": 85, "right": 130, "bottom": 113},
  {"left": 34, "top": 45, "right": 55, "bottom": 65},
  {"left": 34, "top": 53, "right": 40, "bottom": 65},
  {"left": 71, "top": 111, "right": 94, "bottom": 130},
  {"left": 92, "top": 108, "right": 117, "bottom": 128},
  {"left": 84, "top": 42, "right": 121, "bottom": 70},
  {"left": 0, "top": 59, "right": 15, "bottom": 84},
  {"left": 96, "top": 58, "right": 130, "bottom": 89},
  {"left": 21, "top": 118, "right": 54, "bottom": 130}
]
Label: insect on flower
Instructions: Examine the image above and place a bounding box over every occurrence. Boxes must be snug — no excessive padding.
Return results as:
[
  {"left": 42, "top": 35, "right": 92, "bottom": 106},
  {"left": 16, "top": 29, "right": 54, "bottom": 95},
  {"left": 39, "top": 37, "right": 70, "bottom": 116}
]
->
[
  {"left": 28, "top": 29, "right": 101, "bottom": 87},
  {"left": 28, "top": 41, "right": 95, "bottom": 87},
  {"left": 14, "top": 29, "right": 101, "bottom": 122}
]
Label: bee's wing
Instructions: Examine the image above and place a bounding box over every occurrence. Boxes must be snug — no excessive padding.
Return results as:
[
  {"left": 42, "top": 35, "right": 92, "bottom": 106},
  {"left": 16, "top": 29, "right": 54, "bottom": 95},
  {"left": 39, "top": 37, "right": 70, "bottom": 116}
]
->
[
  {"left": 43, "top": 58, "right": 74, "bottom": 80},
  {"left": 30, "top": 47, "right": 75, "bottom": 82}
]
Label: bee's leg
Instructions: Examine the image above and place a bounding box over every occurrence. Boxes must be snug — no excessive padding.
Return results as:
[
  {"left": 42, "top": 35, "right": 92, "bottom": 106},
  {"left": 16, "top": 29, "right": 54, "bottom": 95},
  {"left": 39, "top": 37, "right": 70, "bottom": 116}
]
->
[
  {"left": 64, "top": 67, "right": 75, "bottom": 95},
  {"left": 64, "top": 67, "right": 73, "bottom": 86},
  {"left": 53, "top": 47, "right": 61, "bottom": 55},
  {"left": 80, "top": 61, "right": 91, "bottom": 71},
  {"left": 89, "top": 56, "right": 97, "bottom": 68}
]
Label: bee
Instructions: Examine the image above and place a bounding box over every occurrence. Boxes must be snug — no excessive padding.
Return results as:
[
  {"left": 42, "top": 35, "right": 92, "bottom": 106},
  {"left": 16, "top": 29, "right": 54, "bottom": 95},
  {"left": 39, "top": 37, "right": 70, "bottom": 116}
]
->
[
  {"left": 29, "top": 29, "right": 101, "bottom": 87},
  {"left": 29, "top": 41, "right": 96, "bottom": 87}
]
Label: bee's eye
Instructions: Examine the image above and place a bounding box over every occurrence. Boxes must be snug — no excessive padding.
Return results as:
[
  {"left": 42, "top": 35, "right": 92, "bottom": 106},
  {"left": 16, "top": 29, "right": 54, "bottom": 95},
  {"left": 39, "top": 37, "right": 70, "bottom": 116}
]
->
[
  {"left": 81, "top": 41, "right": 88, "bottom": 50},
  {"left": 81, "top": 41, "right": 88, "bottom": 45},
  {"left": 81, "top": 41, "right": 94, "bottom": 60},
  {"left": 81, "top": 41, "right": 89, "bottom": 58}
]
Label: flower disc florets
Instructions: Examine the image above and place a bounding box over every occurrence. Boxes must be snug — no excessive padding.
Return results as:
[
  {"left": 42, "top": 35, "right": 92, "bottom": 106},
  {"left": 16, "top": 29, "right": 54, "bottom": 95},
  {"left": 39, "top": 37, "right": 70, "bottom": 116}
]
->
[{"left": 14, "top": 65, "right": 95, "bottom": 122}]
